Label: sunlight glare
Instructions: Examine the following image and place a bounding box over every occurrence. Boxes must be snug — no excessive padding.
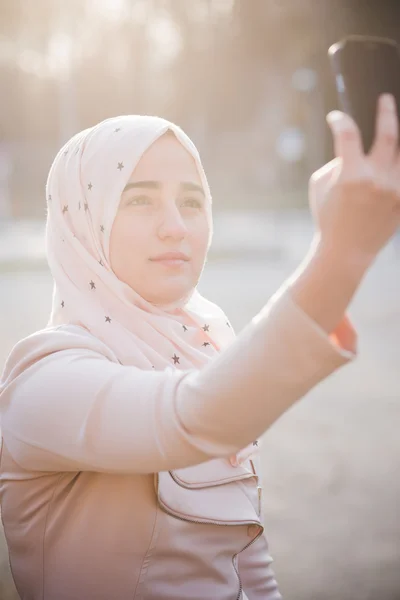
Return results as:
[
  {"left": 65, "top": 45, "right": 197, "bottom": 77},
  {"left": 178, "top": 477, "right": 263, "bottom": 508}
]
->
[
  {"left": 46, "top": 33, "right": 74, "bottom": 77},
  {"left": 147, "top": 16, "right": 182, "bottom": 67},
  {"left": 88, "top": 0, "right": 130, "bottom": 22},
  {"left": 18, "top": 50, "right": 44, "bottom": 77}
]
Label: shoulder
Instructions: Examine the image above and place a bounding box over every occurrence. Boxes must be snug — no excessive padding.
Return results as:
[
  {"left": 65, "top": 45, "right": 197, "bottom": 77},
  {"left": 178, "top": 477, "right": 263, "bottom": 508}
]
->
[
  {"left": 39, "top": 324, "right": 117, "bottom": 358},
  {"left": 0, "top": 325, "right": 119, "bottom": 392}
]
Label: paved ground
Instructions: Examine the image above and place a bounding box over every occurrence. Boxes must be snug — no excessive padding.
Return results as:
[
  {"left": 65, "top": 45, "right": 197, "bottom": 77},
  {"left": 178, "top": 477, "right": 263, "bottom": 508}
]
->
[{"left": 0, "top": 219, "right": 399, "bottom": 599}]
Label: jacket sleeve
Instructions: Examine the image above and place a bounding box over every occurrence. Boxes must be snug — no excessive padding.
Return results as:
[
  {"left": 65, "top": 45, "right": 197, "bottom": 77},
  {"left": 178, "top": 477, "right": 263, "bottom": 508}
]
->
[
  {"left": 239, "top": 532, "right": 282, "bottom": 600},
  {"left": 0, "top": 290, "right": 357, "bottom": 474}
]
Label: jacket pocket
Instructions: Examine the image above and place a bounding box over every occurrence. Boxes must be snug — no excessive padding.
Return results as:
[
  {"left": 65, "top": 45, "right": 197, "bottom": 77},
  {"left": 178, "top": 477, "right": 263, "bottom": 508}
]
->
[{"left": 155, "top": 458, "right": 262, "bottom": 525}]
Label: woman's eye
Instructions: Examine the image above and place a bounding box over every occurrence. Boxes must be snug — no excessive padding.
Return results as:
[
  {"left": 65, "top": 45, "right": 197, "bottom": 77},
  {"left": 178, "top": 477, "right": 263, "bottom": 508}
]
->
[
  {"left": 181, "top": 197, "right": 202, "bottom": 209},
  {"left": 128, "top": 196, "right": 152, "bottom": 206}
]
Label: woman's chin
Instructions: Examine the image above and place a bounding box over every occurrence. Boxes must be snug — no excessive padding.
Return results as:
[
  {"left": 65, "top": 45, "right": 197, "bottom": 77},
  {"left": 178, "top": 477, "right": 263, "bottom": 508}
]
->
[{"left": 142, "top": 278, "right": 195, "bottom": 307}]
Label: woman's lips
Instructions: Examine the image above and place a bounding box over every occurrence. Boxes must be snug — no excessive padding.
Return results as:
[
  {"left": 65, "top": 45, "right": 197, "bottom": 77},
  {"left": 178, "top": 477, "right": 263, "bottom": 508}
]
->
[
  {"left": 156, "top": 258, "right": 188, "bottom": 267},
  {"left": 150, "top": 252, "right": 190, "bottom": 267},
  {"left": 151, "top": 258, "right": 189, "bottom": 268}
]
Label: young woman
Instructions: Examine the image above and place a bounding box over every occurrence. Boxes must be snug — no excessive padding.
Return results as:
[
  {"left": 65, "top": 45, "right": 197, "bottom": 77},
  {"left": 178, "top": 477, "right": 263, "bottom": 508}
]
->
[{"left": 0, "top": 95, "right": 399, "bottom": 600}]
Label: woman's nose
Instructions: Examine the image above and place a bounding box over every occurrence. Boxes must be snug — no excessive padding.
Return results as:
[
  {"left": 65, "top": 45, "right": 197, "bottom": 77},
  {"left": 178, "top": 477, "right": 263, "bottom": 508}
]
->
[{"left": 157, "top": 206, "right": 188, "bottom": 241}]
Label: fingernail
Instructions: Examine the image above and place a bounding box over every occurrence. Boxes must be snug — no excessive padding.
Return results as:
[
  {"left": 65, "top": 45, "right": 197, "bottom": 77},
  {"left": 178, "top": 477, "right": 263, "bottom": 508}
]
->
[
  {"left": 380, "top": 94, "right": 395, "bottom": 110},
  {"left": 326, "top": 111, "right": 350, "bottom": 132},
  {"left": 326, "top": 111, "right": 345, "bottom": 126}
]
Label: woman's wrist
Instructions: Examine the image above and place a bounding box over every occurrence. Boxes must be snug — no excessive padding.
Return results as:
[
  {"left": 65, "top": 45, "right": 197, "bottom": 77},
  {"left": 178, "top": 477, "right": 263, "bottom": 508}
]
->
[
  {"left": 316, "top": 233, "right": 375, "bottom": 275},
  {"left": 288, "top": 235, "right": 369, "bottom": 335}
]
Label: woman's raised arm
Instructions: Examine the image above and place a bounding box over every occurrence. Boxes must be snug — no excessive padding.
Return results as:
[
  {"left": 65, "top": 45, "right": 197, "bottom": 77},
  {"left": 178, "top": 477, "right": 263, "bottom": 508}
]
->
[{"left": 1, "top": 95, "right": 399, "bottom": 474}]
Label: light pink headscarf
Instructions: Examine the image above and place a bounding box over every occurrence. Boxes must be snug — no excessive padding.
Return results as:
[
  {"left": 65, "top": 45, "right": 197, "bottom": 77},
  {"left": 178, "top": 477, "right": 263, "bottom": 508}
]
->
[{"left": 45, "top": 115, "right": 236, "bottom": 370}]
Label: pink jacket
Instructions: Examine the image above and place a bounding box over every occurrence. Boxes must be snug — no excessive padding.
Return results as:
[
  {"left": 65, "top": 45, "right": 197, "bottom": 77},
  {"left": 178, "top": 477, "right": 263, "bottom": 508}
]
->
[{"left": 0, "top": 292, "right": 355, "bottom": 599}]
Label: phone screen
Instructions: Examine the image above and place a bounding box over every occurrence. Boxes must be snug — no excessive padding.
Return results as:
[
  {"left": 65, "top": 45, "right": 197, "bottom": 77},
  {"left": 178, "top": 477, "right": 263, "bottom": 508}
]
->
[{"left": 329, "top": 35, "right": 400, "bottom": 152}]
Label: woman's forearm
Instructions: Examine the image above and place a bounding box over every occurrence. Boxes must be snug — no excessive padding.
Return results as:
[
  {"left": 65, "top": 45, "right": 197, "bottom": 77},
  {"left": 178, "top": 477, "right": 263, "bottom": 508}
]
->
[
  {"left": 289, "top": 236, "right": 369, "bottom": 335},
  {"left": 177, "top": 240, "right": 361, "bottom": 455}
]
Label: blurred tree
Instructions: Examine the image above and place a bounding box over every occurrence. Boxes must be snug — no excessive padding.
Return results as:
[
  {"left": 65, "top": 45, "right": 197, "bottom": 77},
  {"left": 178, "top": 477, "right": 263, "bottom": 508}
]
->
[{"left": 1, "top": 0, "right": 400, "bottom": 216}]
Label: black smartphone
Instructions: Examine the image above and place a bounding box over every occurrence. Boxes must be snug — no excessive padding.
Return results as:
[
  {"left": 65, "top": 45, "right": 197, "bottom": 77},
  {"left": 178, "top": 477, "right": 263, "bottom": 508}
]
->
[{"left": 328, "top": 35, "right": 400, "bottom": 153}]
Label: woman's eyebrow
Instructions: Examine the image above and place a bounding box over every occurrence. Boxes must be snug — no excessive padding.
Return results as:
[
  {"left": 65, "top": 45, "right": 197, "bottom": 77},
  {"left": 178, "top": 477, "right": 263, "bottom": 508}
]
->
[
  {"left": 123, "top": 180, "right": 160, "bottom": 192},
  {"left": 181, "top": 182, "right": 205, "bottom": 196},
  {"left": 122, "top": 180, "right": 205, "bottom": 196}
]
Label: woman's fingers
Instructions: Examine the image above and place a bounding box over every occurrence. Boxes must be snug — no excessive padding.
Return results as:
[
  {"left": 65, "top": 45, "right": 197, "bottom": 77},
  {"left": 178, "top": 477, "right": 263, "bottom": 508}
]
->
[
  {"left": 326, "top": 111, "right": 364, "bottom": 178},
  {"left": 369, "top": 94, "right": 399, "bottom": 170}
]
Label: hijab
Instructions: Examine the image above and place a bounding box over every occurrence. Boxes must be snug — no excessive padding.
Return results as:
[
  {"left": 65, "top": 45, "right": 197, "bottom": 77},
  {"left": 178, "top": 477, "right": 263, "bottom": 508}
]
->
[{"left": 45, "top": 115, "right": 236, "bottom": 370}]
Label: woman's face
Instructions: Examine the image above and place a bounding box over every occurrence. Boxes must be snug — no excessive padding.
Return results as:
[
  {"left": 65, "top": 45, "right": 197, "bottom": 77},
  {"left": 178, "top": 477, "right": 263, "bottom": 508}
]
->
[{"left": 110, "top": 133, "right": 210, "bottom": 305}]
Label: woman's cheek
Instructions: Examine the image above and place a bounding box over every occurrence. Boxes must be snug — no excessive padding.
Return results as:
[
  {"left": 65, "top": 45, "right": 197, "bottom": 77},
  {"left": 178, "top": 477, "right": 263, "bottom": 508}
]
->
[
  {"left": 124, "top": 217, "right": 151, "bottom": 247},
  {"left": 192, "top": 213, "right": 210, "bottom": 241}
]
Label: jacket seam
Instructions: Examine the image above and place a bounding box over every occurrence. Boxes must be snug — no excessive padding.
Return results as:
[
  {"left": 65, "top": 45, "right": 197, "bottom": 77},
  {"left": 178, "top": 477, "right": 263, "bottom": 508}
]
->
[
  {"left": 132, "top": 501, "right": 161, "bottom": 599},
  {"left": 158, "top": 489, "right": 260, "bottom": 526},
  {"left": 170, "top": 470, "right": 255, "bottom": 488}
]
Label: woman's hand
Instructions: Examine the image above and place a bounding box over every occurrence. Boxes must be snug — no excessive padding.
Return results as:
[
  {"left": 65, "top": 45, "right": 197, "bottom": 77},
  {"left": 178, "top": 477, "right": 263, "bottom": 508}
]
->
[{"left": 309, "top": 93, "right": 400, "bottom": 268}]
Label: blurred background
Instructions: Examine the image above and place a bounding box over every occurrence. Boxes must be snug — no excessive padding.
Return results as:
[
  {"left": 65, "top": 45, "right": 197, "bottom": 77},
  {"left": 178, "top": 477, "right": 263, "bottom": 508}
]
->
[{"left": 1, "top": 1, "right": 400, "bottom": 599}]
